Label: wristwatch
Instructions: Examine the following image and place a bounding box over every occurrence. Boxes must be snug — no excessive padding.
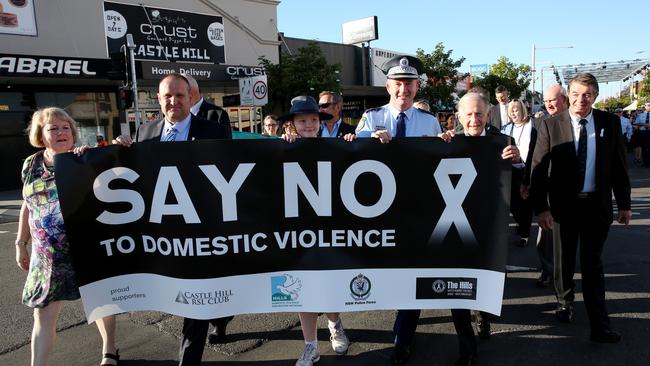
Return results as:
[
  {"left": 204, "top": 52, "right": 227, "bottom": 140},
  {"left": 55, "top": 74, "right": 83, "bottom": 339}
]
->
[{"left": 15, "top": 240, "right": 29, "bottom": 246}]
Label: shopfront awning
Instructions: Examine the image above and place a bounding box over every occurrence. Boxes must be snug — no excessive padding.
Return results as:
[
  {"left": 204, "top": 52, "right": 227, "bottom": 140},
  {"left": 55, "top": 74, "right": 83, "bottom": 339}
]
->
[{"left": 557, "top": 59, "right": 650, "bottom": 84}]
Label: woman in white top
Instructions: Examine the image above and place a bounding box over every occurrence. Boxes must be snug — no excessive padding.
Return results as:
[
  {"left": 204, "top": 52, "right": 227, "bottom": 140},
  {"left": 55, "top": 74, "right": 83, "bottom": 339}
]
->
[{"left": 502, "top": 99, "right": 535, "bottom": 247}]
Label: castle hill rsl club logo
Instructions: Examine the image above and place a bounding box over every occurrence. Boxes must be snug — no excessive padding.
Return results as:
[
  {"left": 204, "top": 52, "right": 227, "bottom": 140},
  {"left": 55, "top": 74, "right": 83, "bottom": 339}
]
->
[
  {"left": 416, "top": 278, "right": 477, "bottom": 300},
  {"left": 175, "top": 289, "right": 233, "bottom": 305},
  {"left": 350, "top": 274, "right": 371, "bottom": 300},
  {"left": 271, "top": 274, "right": 302, "bottom": 307}
]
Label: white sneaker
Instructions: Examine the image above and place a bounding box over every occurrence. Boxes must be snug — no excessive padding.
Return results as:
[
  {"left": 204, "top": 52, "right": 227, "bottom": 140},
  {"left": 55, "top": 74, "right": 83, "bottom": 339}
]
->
[
  {"left": 329, "top": 323, "right": 350, "bottom": 355},
  {"left": 295, "top": 343, "right": 320, "bottom": 366}
]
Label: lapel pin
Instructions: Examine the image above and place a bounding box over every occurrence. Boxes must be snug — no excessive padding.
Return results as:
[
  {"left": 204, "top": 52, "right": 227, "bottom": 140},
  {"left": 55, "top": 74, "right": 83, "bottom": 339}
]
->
[{"left": 600, "top": 129, "right": 604, "bottom": 137}]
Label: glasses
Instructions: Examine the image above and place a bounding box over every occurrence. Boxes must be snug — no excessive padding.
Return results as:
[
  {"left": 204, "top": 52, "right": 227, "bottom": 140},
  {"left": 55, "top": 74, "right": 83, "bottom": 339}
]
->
[{"left": 319, "top": 103, "right": 334, "bottom": 109}]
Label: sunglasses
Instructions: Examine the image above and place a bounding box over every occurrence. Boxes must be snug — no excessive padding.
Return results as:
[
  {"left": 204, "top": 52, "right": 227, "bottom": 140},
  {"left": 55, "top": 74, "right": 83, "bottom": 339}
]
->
[{"left": 319, "top": 102, "right": 334, "bottom": 109}]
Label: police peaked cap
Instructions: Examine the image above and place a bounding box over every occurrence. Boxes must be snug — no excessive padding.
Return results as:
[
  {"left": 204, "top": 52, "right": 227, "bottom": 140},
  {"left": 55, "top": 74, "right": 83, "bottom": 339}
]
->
[{"left": 382, "top": 55, "right": 424, "bottom": 80}]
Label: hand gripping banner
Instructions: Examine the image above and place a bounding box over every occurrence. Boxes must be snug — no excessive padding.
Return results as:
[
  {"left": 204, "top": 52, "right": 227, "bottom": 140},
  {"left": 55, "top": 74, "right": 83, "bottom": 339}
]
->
[{"left": 55, "top": 137, "right": 512, "bottom": 322}]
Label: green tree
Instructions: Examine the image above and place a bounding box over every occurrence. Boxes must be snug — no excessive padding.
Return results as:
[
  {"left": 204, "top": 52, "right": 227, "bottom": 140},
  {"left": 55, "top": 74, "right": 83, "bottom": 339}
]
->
[
  {"left": 595, "top": 95, "right": 632, "bottom": 111},
  {"left": 471, "top": 56, "right": 532, "bottom": 104},
  {"left": 639, "top": 75, "right": 650, "bottom": 105},
  {"left": 416, "top": 43, "right": 467, "bottom": 111},
  {"left": 259, "top": 42, "right": 340, "bottom": 115}
]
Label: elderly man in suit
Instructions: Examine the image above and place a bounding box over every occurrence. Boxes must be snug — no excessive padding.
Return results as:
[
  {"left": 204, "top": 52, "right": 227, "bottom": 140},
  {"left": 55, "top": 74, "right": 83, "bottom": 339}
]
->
[
  {"left": 114, "top": 73, "right": 230, "bottom": 365},
  {"left": 182, "top": 73, "right": 232, "bottom": 138},
  {"left": 531, "top": 73, "right": 631, "bottom": 343},
  {"left": 488, "top": 85, "right": 510, "bottom": 129}
]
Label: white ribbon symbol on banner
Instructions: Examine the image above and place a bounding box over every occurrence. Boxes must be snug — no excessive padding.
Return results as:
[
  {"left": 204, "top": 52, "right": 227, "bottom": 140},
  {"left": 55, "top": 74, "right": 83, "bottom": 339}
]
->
[{"left": 429, "top": 158, "right": 477, "bottom": 245}]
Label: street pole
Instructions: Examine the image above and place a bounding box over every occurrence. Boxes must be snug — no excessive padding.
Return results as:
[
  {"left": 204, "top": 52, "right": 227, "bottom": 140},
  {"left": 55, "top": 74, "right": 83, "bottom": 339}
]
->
[
  {"left": 531, "top": 44, "right": 536, "bottom": 114},
  {"left": 126, "top": 34, "right": 140, "bottom": 129}
]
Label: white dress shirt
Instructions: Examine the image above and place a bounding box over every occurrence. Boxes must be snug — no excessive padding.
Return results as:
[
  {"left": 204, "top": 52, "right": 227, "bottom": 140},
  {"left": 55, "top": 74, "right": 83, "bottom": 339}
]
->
[{"left": 190, "top": 98, "right": 204, "bottom": 116}]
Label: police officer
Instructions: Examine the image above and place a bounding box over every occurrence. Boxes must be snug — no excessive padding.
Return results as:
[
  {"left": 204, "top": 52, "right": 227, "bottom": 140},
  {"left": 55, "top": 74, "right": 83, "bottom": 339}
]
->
[{"left": 354, "top": 55, "right": 442, "bottom": 141}]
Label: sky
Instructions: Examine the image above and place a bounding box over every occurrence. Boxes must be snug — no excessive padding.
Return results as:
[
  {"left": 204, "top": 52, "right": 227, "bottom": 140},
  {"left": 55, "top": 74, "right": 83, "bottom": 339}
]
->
[{"left": 277, "top": 0, "right": 649, "bottom": 101}]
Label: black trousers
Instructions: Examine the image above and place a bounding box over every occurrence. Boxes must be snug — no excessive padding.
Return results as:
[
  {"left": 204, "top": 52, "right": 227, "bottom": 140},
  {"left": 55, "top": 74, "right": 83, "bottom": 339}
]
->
[
  {"left": 511, "top": 189, "right": 533, "bottom": 239},
  {"left": 178, "top": 316, "right": 233, "bottom": 366},
  {"left": 393, "top": 309, "right": 476, "bottom": 355},
  {"left": 555, "top": 196, "right": 611, "bottom": 332}
]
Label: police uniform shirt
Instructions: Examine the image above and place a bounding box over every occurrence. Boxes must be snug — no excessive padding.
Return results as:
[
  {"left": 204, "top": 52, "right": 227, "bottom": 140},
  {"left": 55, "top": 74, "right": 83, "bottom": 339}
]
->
[
  {"left": 355, "top": 104, "right": 442, "bottom": 137},
  {"left": 161, "top": 114, "right": 192, "bottom": 142},
  {"left": 635, "top": 111, "right": 650, "bottom": 130}
]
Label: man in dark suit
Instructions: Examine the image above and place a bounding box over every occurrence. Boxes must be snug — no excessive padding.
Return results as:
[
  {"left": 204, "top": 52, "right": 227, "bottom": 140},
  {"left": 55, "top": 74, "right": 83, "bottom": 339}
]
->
[
  {"left": 531, "top": 73, "right": 631, "bottom": 343},
  {"left": 183, "top": 73, "right": 232, "bottom": 139},
  {"left": 181, "top": 73, "right": 235, "bottom": 345},
  {"left": 488, "top": 85, "right": 511, "bottom": 130},
  {"left": 317, "top": 91, "right": 356, "bottom": 138},
  {"left": 114, "top": 73, "right": 230, "bottom": 365}
]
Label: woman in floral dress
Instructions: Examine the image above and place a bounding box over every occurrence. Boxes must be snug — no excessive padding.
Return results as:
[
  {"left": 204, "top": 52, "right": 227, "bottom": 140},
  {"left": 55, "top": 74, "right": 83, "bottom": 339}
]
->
[{"left": 14, "top": 107, "right": 119, "bottom": 366}]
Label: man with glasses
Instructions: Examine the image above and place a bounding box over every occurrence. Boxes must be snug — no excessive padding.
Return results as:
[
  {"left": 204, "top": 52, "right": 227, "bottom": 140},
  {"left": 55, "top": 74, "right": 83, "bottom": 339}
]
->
[
  {"left": 531, "top": 73, "right": 631, "bottom": 343},
  {"left": 317, "top": 91, "right": 355, "bottom": 138}
]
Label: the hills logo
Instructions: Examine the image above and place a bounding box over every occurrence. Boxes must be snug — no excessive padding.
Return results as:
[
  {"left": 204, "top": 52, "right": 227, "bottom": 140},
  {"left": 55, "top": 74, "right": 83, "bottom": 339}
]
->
[{"left": 271, "top": 274, "right": 302, "bottom": 307}]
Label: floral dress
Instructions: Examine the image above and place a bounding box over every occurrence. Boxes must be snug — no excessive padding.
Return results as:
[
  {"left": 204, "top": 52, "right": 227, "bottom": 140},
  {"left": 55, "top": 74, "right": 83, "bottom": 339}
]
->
[{"left": 21, "top": 151, "right": 80, "bottom": 308}]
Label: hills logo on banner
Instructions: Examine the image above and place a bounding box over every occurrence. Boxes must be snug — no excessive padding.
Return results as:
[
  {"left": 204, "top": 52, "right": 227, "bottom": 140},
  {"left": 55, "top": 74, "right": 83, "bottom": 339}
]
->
[{"left": 270, "top": 274, "right": 302, "bottom": 308}]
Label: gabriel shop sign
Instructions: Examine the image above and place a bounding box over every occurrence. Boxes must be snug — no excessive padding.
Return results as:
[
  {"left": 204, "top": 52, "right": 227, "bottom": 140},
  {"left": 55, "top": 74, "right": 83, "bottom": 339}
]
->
[
  {"left": 103, "top": 2, "right": 225, "bottom": 63},
  {"left": 0, "top": 53, "right": 112, "bottom": 78}
]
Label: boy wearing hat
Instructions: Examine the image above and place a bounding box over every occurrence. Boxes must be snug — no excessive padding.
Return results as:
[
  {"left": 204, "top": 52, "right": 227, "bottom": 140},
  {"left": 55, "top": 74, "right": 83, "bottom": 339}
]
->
[
  {"left": 353, "top": 55, "right": 442, "bottom": 142},
  {"left": 279, "top": 95, "right": 351, "bottom": 366}
]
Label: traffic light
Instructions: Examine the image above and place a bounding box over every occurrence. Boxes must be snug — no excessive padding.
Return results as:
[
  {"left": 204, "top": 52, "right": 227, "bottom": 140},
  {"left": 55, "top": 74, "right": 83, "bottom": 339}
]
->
[
  {"left": 107, "top": 47, "right": 130, "bottom": 86},
  {"left": 118, "top": 86, "right": 133, "bottom": 110}
]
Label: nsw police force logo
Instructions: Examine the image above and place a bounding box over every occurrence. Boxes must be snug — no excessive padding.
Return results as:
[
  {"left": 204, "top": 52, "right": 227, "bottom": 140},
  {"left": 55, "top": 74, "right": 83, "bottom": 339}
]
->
[{"left": 349, "top": 274, "right": 372, "bottom": 300}]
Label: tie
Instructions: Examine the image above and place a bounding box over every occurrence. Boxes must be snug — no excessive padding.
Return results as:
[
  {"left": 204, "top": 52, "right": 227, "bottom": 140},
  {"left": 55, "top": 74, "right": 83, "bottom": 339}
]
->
[
  {"left": 165, "top": 127, "right": 178, "bottom": 142},
  {"left": 395, "top": 112, "right": 406, "bottom": 138},
  {"left": 576, "top": 119, "right": 588, "bottom": 193}
]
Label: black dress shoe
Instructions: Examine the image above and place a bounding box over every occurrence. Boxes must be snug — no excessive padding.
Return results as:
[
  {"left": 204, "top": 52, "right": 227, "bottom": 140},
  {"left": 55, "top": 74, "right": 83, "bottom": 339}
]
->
[
  {"left": 390, "top": 345, "right": 411, "bottom": 365},
  {"left": 477, "top": 318, "right": 491, "bottom": 339},
  {"left": 455, "top": 351, "right": 477, "bottom": 366},
  {"left": 555, "top": 304, "right": 574, "bottom": 323},
  {"left": 590, "top": 329, "right": 621, "bottom": 343}
]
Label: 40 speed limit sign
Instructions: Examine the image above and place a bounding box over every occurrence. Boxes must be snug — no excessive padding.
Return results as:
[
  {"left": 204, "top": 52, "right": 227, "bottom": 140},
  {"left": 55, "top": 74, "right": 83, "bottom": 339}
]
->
[{"left": 239, "top": 75, "right": 268, "bottom": 106}]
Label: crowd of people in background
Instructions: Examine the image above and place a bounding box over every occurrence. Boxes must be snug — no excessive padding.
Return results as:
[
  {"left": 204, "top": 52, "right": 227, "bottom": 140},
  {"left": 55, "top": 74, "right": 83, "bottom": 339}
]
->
[{"left": 13, "top": 54, "right": 635, "bottom": 366}]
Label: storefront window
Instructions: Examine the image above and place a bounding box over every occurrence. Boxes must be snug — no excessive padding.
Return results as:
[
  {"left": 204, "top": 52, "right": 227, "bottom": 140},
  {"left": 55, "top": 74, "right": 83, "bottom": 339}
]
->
[{"left": 35, "top": 92, "right": 119, "bottom": 147}]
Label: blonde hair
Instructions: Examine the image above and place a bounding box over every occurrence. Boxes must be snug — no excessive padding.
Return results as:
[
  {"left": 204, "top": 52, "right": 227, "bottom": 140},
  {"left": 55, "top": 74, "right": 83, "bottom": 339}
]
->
[
  {"left": 27, "top": 107, "right": 78, "bottom": 148},
  {"left": 507, "top": 99, "right": 529, "bottom": 122}
]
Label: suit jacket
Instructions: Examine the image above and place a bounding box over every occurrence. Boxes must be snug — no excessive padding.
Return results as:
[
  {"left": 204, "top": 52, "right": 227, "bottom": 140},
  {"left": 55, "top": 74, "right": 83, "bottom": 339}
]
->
[
  {"left": 489, "top": 104, "right": 510, "bottom": 130},
  {"left": 196, "top": 100, "right": 232, "bottom": 139},
  {"left": 135, "top": 114, "right": 230, "bottom": 142},
  {"left": 318, "top": 120, "right": 356, "bottom": 138},
  {"left": 530, "top": 109, "right": 631, "bottom": 224}
]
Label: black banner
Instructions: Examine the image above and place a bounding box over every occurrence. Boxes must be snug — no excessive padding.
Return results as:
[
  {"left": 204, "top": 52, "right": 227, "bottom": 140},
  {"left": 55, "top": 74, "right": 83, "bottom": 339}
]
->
[
  {"left": 103, "top": 2, "right": 225, "bottom": 63},
  {"left": 57, "top": 137, "right": 511, "bottom": 286}
]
